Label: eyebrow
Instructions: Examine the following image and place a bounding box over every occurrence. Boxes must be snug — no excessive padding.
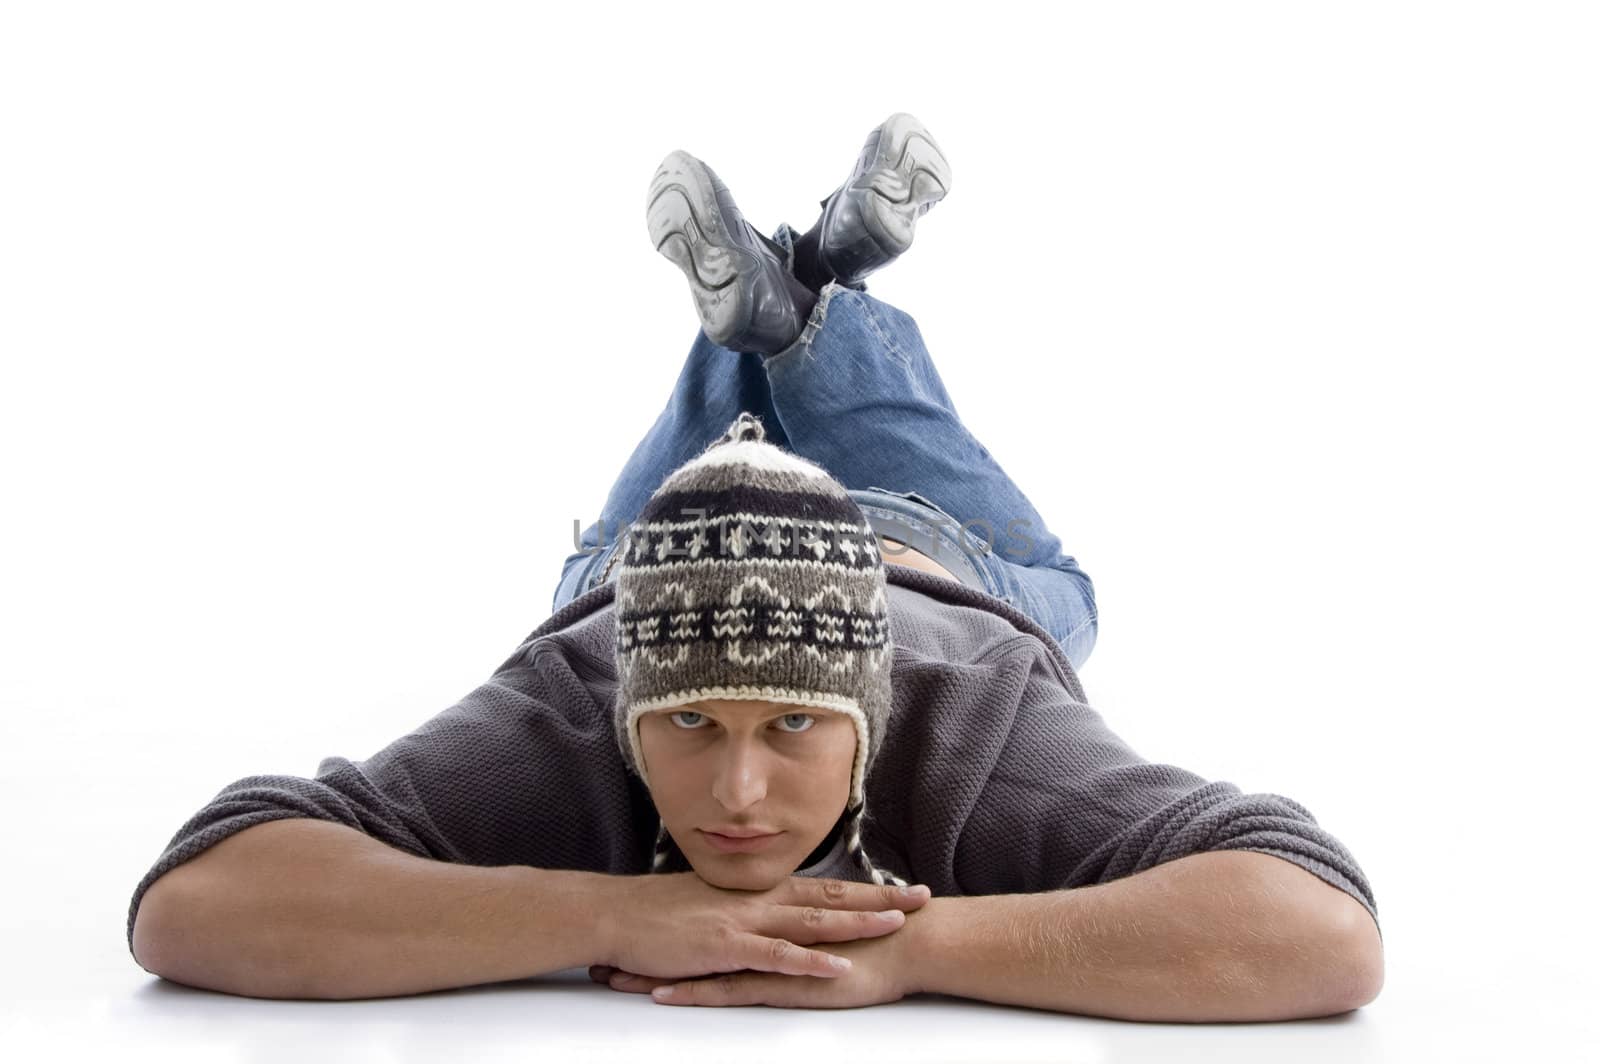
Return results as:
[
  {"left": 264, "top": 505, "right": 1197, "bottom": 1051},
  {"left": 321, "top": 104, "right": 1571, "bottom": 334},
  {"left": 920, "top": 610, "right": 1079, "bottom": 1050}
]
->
[{"left": 679, "top": 703, "right": 812, "bottom": 717}]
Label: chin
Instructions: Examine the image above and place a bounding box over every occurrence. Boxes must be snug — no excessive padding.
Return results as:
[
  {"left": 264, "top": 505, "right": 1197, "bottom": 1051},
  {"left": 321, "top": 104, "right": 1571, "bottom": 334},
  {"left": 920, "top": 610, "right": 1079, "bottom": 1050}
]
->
[{"left": 689, "top": 850, "right": 797, "bottom": 891}]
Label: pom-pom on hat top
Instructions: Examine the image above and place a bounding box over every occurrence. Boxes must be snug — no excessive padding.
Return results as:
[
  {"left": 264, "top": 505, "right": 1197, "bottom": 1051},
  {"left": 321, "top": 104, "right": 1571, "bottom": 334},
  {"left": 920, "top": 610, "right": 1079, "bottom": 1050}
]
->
[{"left": 611, "top": 411, "right": 907, "bottom": 886}]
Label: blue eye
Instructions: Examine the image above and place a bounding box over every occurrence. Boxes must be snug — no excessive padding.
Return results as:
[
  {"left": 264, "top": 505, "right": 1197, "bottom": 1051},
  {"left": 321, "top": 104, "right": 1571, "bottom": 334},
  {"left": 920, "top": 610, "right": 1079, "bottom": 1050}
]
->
[{"left": 666, "top": 711, "right": 816, "bottom": 733}]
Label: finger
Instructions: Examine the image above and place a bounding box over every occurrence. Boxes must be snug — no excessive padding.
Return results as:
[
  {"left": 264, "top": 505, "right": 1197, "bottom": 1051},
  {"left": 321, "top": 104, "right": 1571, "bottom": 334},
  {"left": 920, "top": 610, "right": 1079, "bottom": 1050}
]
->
[
  {"left": 741, "top": 933, "right": 855, "bottom": 978},
  {"left": 653, "top": 972, "right": 769, "bottom": 1008},
  {"left": 802, "top": 878, "right": 932, "bottom": 914},
  {"left": 608, "top": 971, "right": 673, "bottom": 994},
  {"left": 774, "top": 904, "right": 907, "bottom": 947}
]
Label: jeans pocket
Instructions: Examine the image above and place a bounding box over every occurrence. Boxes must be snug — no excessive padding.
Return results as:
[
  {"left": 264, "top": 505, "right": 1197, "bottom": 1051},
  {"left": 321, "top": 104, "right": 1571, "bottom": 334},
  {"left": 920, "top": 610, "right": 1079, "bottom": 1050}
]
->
[
  {"left": 862, "top": 485, "right": 952, "bottom": 520},
  {"left": 862, "top": 485, "right": 1002, "bottom": 558}
]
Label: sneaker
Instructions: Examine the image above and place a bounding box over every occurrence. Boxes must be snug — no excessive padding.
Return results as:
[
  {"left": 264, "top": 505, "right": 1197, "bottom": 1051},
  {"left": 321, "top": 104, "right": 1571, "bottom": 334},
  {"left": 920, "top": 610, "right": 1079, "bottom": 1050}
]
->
[
  {"left": 792, "top": 112, "right": 953, "bottom": 290},
  {"left": 646, "top": 149, "right": 818, "bottom": 355}
]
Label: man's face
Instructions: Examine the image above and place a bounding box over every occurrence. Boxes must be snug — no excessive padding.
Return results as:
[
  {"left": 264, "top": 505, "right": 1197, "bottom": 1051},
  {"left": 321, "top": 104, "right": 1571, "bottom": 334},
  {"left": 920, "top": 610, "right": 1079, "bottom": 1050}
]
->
[{"left": 638, "top": 697, "right": 856, "bottom": 890}]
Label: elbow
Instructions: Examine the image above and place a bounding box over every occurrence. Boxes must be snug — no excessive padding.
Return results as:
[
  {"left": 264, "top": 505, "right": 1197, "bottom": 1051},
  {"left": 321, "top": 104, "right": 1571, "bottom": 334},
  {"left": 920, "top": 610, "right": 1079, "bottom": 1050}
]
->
[
  {"left": 1248, "top": 880, "right": 1384, "bottom": 1020},
  {"left": 131, "top": 880, "right": 215, "bottom": 990},
  {"left": 130, "top": 880, "right": 181, "bottom": 979},
  {"left": 132, "top": 869, "right": 215, "bottom": 986},
  {"left": 1316, "top": 903, "right": 1385, "bottom": 1015},
  {"left": 1241, "top": 902, "right": 1383, "bottom": 1021},
  {"left": 131, "top": 870, "right": 323, "bottom": 999},
  {"left": 1342, "top": 916, "right": 1385, "bottom": 1012}
]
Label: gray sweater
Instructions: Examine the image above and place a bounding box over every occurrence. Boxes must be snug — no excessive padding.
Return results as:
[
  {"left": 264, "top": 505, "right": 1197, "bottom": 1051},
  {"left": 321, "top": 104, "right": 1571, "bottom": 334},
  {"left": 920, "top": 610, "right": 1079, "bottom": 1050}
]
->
[{"left": 125, "top": 566, "right": 1379, "bottom": 960}]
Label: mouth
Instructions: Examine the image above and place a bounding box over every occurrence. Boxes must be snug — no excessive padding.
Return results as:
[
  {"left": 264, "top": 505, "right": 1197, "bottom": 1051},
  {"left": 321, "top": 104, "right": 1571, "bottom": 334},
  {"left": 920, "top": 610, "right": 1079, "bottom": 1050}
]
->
[{"left": 699, "top": 829, "right": 784, "bottom": 853}]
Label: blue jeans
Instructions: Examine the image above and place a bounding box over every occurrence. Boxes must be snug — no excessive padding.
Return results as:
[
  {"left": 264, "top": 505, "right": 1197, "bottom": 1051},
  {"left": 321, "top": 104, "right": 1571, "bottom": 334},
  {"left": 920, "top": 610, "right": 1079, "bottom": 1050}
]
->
[{"left": 552, "top": 223, "right": 1099, "bottom": 670}]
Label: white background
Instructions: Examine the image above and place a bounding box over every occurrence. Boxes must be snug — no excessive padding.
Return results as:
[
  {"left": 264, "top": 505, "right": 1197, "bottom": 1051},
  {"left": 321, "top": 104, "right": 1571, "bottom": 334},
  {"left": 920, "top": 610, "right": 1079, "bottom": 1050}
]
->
[{"left": 3, "top": 2, "right": 1596, "bottom": 1060}]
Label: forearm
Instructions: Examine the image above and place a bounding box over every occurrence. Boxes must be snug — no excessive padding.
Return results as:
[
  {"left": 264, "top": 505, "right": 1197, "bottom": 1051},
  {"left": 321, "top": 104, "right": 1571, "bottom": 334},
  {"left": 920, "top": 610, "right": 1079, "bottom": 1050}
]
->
[
  {"left": 903, "top": 850, "right": 1383, "bottom": 1022},
  {"left": 133, "top": 818, "right": 618, "bottom": 1000}
]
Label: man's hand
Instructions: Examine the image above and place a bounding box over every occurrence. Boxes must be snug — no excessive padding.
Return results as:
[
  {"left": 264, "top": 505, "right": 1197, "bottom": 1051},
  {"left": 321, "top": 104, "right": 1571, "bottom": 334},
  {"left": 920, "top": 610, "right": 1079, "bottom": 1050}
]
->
[
  {"left": 602, "top": 871, "right": 930, "bottom": 986},
  {"left": 587, "top": 917, "right": 923, "bottom": 1009}
]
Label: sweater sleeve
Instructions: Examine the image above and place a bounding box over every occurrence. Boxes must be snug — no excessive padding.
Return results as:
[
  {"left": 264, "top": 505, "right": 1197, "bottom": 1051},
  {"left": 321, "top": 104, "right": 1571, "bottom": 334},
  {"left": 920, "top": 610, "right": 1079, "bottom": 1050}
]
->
[
  {"left": 953, "top": 649, "right": 1380, "bottom": 935},
  {"left": 125, "top": 643, "right": 640, "bottom": 961}
]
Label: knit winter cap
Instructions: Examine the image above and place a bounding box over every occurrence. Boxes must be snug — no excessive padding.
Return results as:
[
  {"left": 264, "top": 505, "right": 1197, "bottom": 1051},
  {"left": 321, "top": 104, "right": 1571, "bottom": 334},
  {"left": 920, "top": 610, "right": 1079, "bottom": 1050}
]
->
[{"left": 611, "top": 411, "right": 907, "bottom": 886}]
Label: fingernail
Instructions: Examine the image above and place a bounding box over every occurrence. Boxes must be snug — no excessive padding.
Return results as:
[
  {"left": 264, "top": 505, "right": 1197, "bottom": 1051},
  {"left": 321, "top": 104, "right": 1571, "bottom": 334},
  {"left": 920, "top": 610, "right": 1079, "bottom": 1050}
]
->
[
  {"left": 900, "top": 885, "right": 929, "bottom": 897},
  {"left": 653, "top": 985, "right": 675, "bottom": 999},
  {"left": 829, "top": 954, "right": 852, "bottom": 970},
  {"left": 878, "top": 909, "right": 905, "bottom": 920}
]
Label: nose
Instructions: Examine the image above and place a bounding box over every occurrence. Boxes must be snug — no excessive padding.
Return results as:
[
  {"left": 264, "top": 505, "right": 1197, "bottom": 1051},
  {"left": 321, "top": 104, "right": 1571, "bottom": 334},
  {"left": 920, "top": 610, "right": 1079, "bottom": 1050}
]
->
[{"left": 710, "top": 741, "right": 770, "bottom": 810}]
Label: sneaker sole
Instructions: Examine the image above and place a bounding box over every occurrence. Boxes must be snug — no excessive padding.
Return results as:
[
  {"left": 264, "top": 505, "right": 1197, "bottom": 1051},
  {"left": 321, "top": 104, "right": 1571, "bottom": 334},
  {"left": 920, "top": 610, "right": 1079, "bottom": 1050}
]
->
[
  {"left": 834, "top": 112, "right": 953, "bottom": 266},
  {"left": 646, "top": 150, "right": 759, "bottom": 347}
]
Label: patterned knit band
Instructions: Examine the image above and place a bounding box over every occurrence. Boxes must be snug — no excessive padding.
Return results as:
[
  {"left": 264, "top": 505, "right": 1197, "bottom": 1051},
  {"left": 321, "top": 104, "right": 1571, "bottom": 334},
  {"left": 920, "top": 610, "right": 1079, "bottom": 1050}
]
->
[{"left": 612, "top": 411, "right": 906, "bottom": 886}]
